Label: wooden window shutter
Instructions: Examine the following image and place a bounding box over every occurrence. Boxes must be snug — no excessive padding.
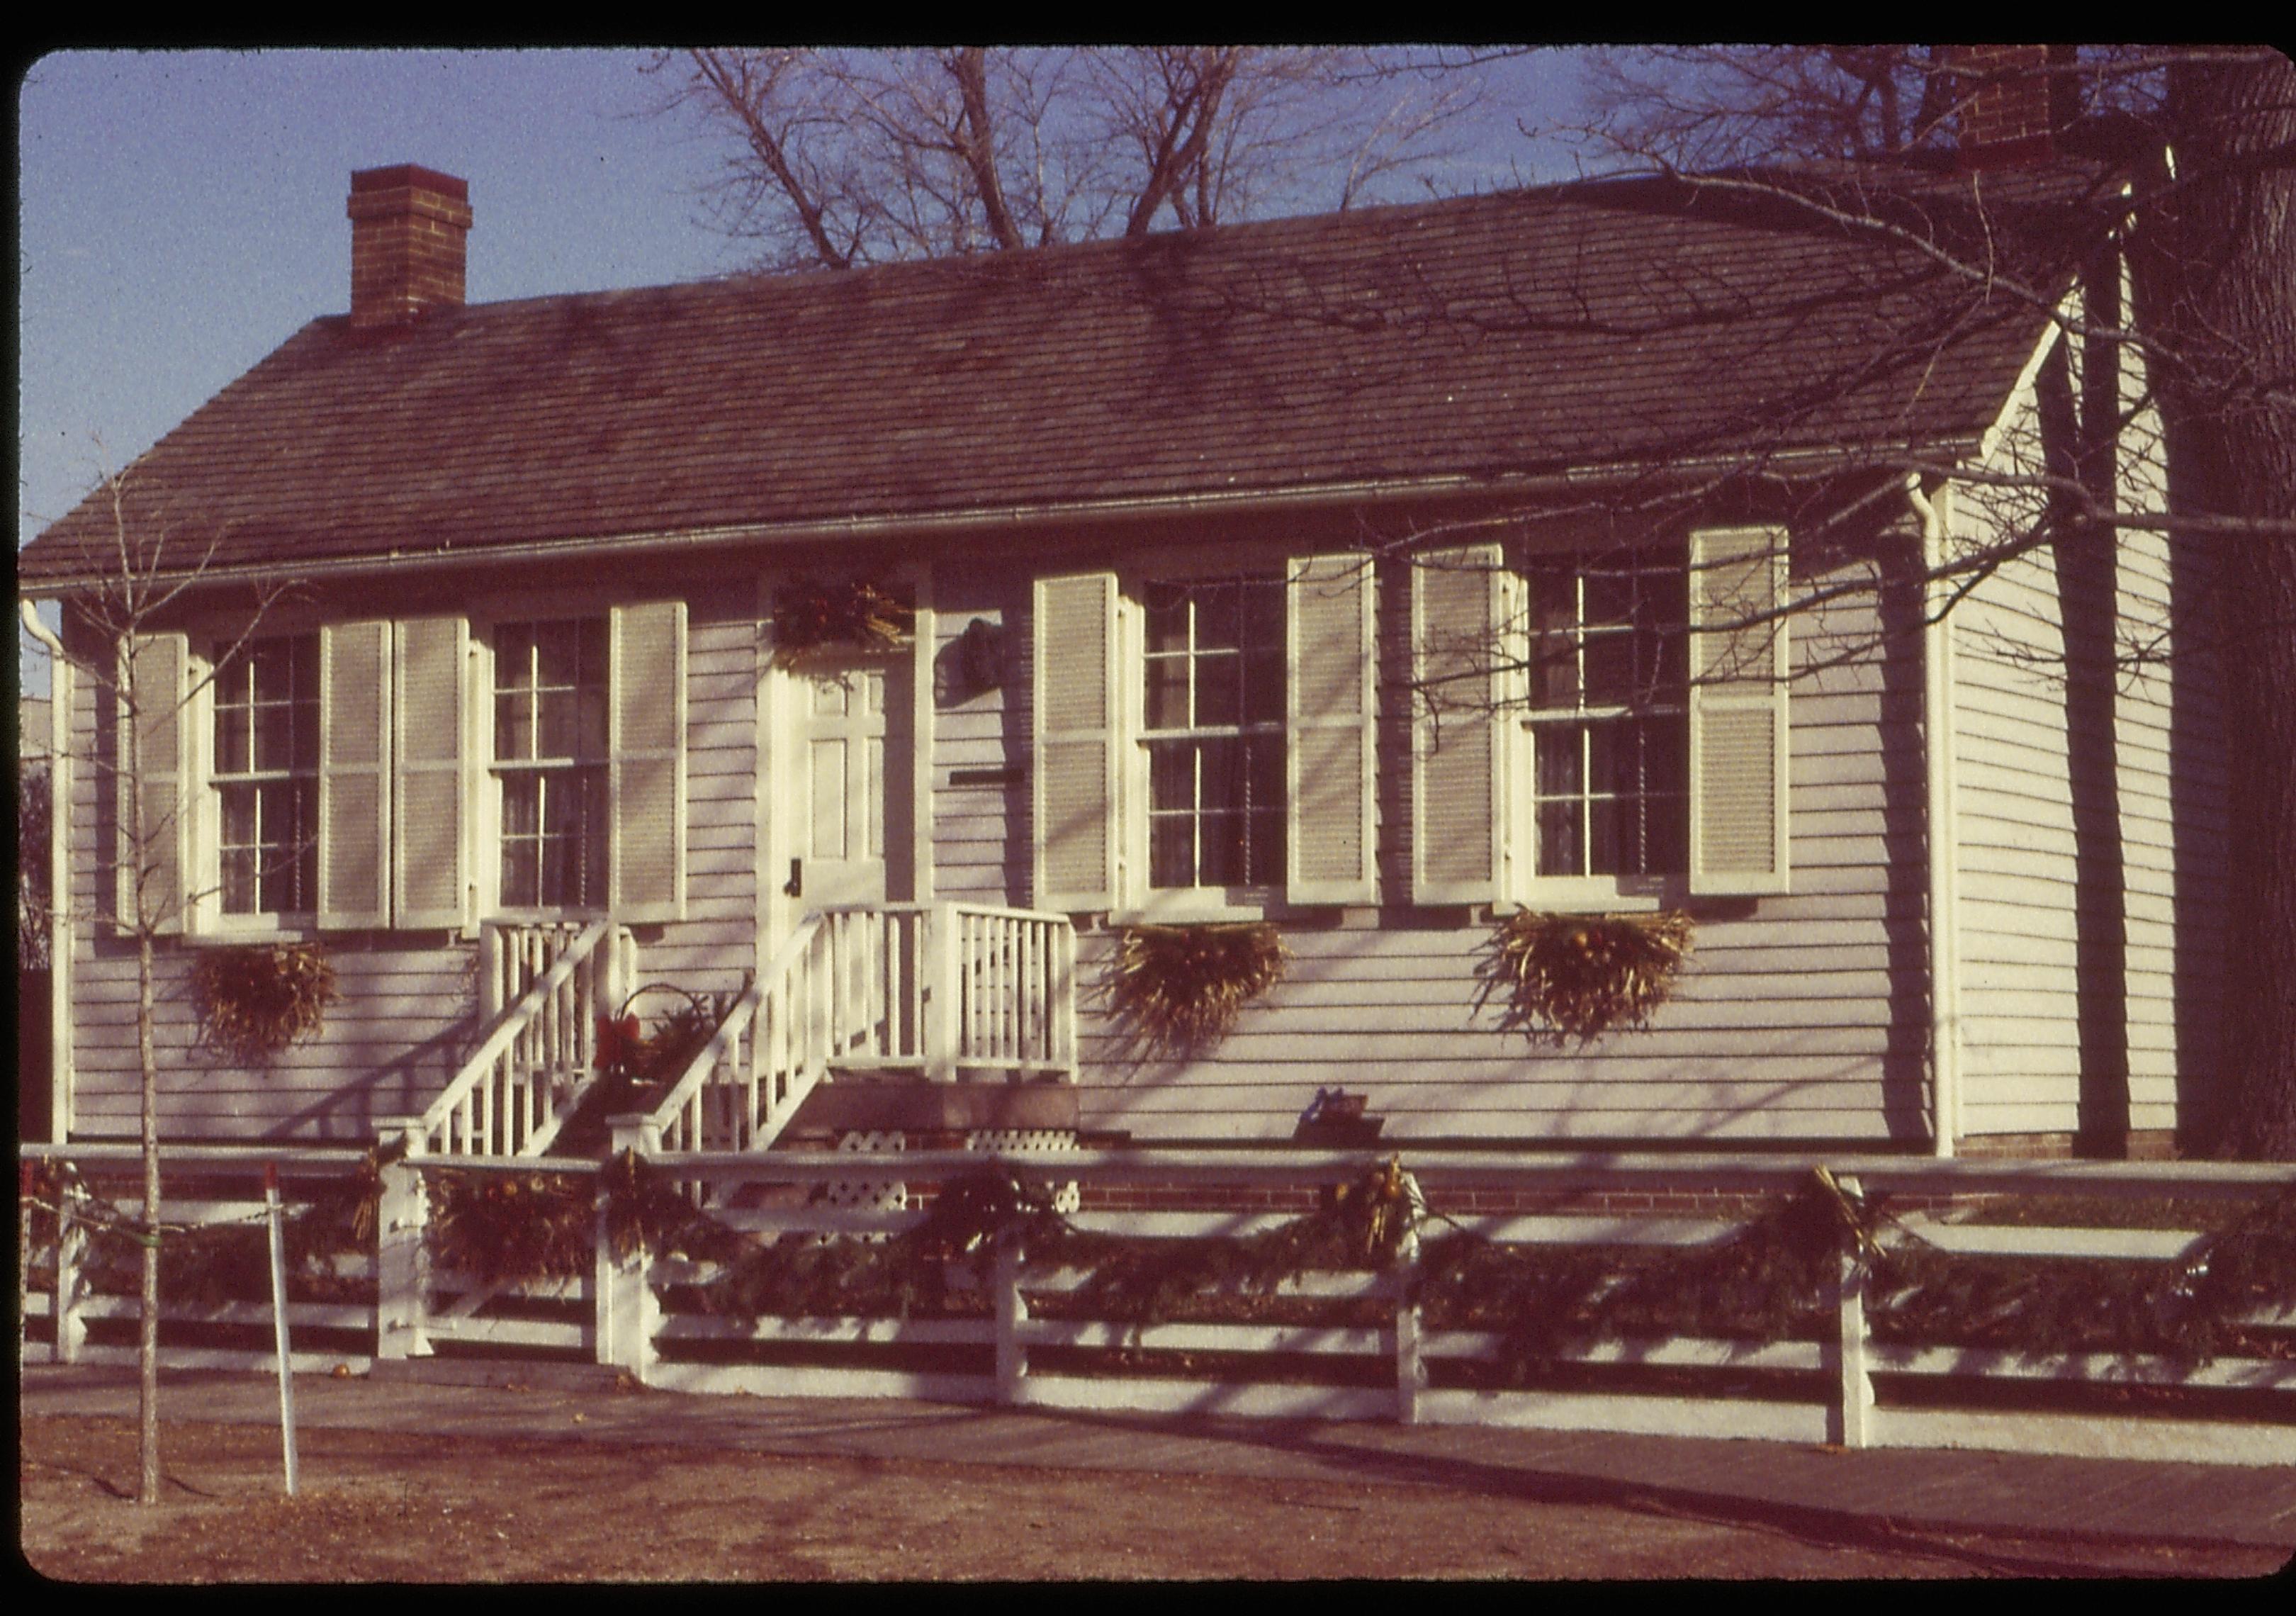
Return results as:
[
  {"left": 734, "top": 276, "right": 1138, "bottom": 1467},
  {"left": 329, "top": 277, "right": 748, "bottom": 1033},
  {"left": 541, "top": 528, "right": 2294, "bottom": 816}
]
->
[
  {"left": 1032, "top": 572, "right": 1120, "bottom": 913},
  {"left": 393, "top": 615, "right": 468, "bottom": 930},
  {"left": 1286, "top": 554, "right": 1377, "bottom": 905},
  {"left": 1689, "top": 526, "right": 1791, "bottom": 896},
  {"left": 318, "top": 620, "right": 393, "bottom": 929},
  {"left": 1411, "top": 546, "right": 1507, "bottom": 905},
  {"left": 115, "top": 632, "right": 190, "bottom": 934},
  {"left": 609, "top": 600, "right": 687, "bottom": 924}
]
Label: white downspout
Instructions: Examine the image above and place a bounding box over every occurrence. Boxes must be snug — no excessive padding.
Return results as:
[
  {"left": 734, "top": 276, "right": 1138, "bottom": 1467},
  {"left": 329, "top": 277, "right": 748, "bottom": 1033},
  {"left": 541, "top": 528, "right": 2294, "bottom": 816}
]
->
[
  {"left": 1905, "top": 480, "right": 1961, "bottom": 1157},
  {"left": 20, "top": 599, "right": 74, "bottom": 1143}
]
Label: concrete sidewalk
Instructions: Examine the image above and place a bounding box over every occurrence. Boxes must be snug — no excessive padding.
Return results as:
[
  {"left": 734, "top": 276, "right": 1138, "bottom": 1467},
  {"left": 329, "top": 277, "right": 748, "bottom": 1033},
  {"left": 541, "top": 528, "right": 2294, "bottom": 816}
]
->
[{"left": 20, "top": 1363, "right": 2296, "bottom": 1559}]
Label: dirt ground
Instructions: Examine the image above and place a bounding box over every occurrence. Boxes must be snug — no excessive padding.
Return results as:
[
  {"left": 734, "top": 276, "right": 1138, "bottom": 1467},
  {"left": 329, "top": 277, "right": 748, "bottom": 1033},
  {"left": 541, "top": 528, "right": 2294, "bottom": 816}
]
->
[{"left": 19, "top": 1415, "right": 2286, "bottom": 1581}]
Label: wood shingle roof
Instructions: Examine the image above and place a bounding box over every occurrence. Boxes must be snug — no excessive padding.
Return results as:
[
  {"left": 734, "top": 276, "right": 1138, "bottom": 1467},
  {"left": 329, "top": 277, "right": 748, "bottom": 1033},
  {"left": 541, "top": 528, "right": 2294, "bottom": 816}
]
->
[{"left": 21, "top": 168, "right": 2088, "bottom": 587}]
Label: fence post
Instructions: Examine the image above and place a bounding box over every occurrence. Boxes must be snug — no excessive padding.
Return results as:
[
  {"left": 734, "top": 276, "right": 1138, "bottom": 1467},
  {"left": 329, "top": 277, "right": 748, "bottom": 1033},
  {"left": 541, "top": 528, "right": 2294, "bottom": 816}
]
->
[
  {"left": 925, "top": 903, "right": 962, "bottom": 1083},
  {"left": 55, "top": 1174, "right": 88, "bottom": 1365},
  {"left": 600, "top": 1118, "right": 662, "bottom": 1381},
  {"left": 1392, "top": 1253, "right": 1426, "bottom": 1425},
  {"left": 1832, "top": 1173, "right": 1874, "bottom": 1449},
  {"left": 994, "top": 1233, "right": 1028, "bottom": 1405},
  {"left": 375, "top": 1119, "right": 432, "bottom": 1362}
]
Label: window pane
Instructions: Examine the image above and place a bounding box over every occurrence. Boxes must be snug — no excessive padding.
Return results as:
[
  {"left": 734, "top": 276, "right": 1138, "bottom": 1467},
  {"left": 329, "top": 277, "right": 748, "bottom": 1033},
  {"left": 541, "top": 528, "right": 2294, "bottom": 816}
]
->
[
  {"left": 1144, "top": 584, "right": 1190, "bottom": 653},
  {"left": 1243, "top": 649, "right": 1285, "bottom": 726},
  {"left": 539, "top": 688, "right": 579, "bottom": 759},
  {"left": 1588, "top": 788, "right": 1619, "bottom": 876},
  {"left": 1531, "top": 627, "right": 1578, "bottom": 709},
  {"left": 1537, "top": 800, "right": 1582, "bottom": 877},
  {"left": 1534, "top": 726, "right": 1583, "bottom": 798},
  {"left": 1583, "top": 630, "right": 1634, "bottom": 707},
  {"left": 495, "top": 693, "right": 534, "bottom": 763},
  {"left": 1247, "top": 809, "right": 1285, "bottom": 887},
  {"left": 221, "top": 782, "right": 258, "bottom": 848},
  {"left": 578, "top": 687, "right": 609, "bottom": 758},
  {"left": 292, "top": 696, "right": 321, "bottom": 773},
  {"left": 215, "top": 707, "right": 250, "bottom": 775},
  {"left": 1242, "top": 580, "right": 1284, "bottom": 654},
  {"left": 1583, "top": 566, "right": 1636, "bottom": 627},
  {"left": 1145, "top": 657, "right": 1189, "bottom": 729},
  {"left": 256, "top": 700, "right": 296, "bottom": 772},
  {"left": 501, "top": 775, "right": 540, "bottom": 838},
  {"left": 1246, "top": 737, "right": 1284, "bottom": 817},
  {"left": 534, "top": 619, "right": 581, "bottom": 689},
  {"left": 495, "top": 624, "right": 533, "bottom": 691},
  {"left": 1198, "top": 736, "right": 1245, "bottom": 814},
  {"left": 251, "top": 637, "right": 296, "bottom": 702},
  {"left": 1193, "top": 583, "right": 1242, "bottom": 651},
  {"left": 501, "top": 841, "right": 539, "bottom": 909},
  {"left": 1194, "top": 652, "right": 1242, "bottom": 727},
  {"left": 1149, "top": 814, "right": 1195, "bottom": 889},
  {"left": 580, "top": 617, "right": 609, "bottom": 687},
  {"left": 222, "top": 848, "right": 257, "bottom": 914},
  {"left": 1198, "top": 812, "right": 1247, "bottom": 886},
  {"left": 1148, "top": 741, "right": 1194, "bottom": 812}
]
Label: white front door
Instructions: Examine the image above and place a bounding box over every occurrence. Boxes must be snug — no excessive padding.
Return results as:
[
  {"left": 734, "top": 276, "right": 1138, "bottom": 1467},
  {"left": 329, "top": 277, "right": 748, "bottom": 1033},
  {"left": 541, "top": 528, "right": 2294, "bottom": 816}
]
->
[{"left": 798, "top": 656, "right": 899, "bottom": 908}]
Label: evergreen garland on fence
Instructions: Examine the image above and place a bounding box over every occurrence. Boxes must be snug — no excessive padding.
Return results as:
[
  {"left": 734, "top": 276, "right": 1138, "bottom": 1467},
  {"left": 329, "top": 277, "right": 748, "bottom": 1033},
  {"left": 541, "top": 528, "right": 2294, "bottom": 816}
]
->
[
  {"left": 24, "top": 1151, "right": 2295, "bottom": 1369},
  {"left": 18, "top": 1144, "right": 395, "bottom": 1312}
]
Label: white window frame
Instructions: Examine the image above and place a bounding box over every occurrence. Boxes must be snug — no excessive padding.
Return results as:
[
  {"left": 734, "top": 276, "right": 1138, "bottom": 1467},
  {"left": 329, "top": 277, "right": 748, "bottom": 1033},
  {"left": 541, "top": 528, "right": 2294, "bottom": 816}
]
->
[
  {"left": 1121, "top": 568, "right": 1291, "bottom": 922},
  {"left": 1504, "top": 543, "right": 1692, "bottom": 914},
  {"left": 204, "top": 630, "right": 324, "bottom": 930},
  {"left": 477, "top": 610, "right": 612, "bottom": 924},
  {"left": 485, "top": 614, "right": 612, "bottom": 919},
  {"left": 1120, "top": 562, "right": 1304, "bottom": 922}
]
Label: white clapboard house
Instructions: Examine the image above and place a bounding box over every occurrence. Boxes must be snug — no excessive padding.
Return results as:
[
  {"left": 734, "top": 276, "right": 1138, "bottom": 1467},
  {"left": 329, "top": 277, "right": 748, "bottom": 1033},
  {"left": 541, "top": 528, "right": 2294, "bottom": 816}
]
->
[{"left": 18, "top": 153, "right": 2221, "bottom": 1163}]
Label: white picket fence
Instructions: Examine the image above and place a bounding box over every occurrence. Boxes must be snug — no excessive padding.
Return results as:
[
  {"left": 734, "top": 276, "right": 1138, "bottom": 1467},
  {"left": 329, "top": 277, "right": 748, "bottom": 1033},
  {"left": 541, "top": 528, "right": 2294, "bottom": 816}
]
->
[{"left": 20, "top": 1142, "right": 2296, "bottom": 1467}]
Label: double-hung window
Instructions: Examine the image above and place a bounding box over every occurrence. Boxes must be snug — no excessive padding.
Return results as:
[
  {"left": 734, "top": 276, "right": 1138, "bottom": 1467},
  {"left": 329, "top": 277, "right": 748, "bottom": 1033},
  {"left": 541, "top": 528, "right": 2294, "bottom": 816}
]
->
[
  {"left": 1412, "top": 529, "right": 1790, "bottom": 907},
  {"left": 213, "top": 634, "right": 321, "bottom": 918},
  {"left": 492, "top": 618, "right": 609, "bottom": 911},
  {"left": 1142, "top": 576, "right": 1287, "bottom": 892},
  {"left": 1032, "top": 558, "right": 1377, "bottom": 916},
  {"left": 1521, "top": 549, "right": 1689, "bottom": 887}
]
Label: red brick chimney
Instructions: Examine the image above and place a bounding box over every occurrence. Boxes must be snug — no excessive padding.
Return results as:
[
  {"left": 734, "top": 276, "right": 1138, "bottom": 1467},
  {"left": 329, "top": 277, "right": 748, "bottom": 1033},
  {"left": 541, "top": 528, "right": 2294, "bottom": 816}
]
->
[
  {"left": 347, "top": 164, "right": 473, "bottom": 327},
  {"left": 1952, "top": 45, "right": 2058, "bottom": 170}
]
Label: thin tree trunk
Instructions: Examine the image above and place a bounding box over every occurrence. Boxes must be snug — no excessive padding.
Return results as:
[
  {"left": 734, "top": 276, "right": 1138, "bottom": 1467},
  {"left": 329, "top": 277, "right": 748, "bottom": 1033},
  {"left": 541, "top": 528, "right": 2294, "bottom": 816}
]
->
[{"left": 138, "top": 924, "right": 161, "bottom": 1504}]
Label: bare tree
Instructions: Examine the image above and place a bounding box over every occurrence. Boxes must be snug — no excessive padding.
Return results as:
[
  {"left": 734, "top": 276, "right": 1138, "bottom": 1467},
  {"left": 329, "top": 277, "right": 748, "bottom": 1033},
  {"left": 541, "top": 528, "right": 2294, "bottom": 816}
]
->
[
  {"left": 1545, "top": 45, "right": 2296, "bottom": 1157},
  {"left": 24, "top": 459, "right": 293, "bottom": 1503},
  {"left": 651, "top": 47, "right": 1490, "bottom": 271}
]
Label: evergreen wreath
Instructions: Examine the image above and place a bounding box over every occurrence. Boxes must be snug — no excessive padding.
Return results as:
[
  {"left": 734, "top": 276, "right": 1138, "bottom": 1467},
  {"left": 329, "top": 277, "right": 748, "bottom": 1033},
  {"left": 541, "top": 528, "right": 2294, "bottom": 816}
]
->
[
  {"left": 770, "top": 578, "right": 913, "bottom": 665},
  {"left": 1107, "top": 922, "right": 1289, "bottom": 1056},
  {"left": 1477, "top": 910, "right": 1693, "bottom": 1045},
  {"left": 191, "top": 942, "right": 339, "bottom": 1064}
]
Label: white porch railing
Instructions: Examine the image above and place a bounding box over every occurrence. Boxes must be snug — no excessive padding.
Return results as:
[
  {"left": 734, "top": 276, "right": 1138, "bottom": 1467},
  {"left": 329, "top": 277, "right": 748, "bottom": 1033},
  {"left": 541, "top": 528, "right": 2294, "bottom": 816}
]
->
[
  {"left": 419, "top": 919, "right": 633, "bottom": 1157},
  {"left": 643, "top": 903, "right": 1076, "bottom": 1154}
]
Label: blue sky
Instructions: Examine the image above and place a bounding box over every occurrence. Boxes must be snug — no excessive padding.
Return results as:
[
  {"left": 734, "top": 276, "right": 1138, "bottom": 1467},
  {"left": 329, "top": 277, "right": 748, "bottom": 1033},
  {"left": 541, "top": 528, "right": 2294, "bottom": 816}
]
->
[{"left": 16, "top": 47, "right": 1586, "bottom": 690}]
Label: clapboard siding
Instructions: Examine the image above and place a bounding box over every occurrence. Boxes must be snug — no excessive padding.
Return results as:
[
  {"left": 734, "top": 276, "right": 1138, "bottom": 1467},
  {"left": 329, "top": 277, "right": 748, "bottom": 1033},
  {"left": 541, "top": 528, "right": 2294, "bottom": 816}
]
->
[
  {"left": 1052, "top": 545, "right": 1929, "bottom": 1145},
  {"left": 1948, "top": 370, "right": 2221, "bottom": 1145},
  {"left": 60, "top": 566, "right": 758, "bottom": 1140}
]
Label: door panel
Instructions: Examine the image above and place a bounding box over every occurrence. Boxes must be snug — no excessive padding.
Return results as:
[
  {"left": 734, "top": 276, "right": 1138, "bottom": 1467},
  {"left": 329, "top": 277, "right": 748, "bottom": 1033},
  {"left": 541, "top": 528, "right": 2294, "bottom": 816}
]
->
[{"left": 798, "top": 657, "right": 906, "bottom": 907}]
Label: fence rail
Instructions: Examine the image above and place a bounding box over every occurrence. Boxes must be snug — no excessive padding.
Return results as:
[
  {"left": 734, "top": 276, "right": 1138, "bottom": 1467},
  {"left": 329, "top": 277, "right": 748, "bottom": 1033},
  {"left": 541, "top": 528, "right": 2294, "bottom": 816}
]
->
[{"left": 20, "top": 1142, "right": 2295, "bottom": 1467}]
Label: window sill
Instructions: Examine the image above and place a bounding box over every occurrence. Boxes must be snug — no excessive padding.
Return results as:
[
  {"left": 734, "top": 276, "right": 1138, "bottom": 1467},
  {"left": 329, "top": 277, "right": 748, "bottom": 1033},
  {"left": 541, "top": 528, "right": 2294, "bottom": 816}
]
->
[
  {"left": 1504, "top": 877, "right": 1682, "bottom": 916},
  {"left": 1113, "top": 890, "right": 1278, "bottom": 926},
  {"left": 184, "top": 921, "right": 320, "bottom": 946}
]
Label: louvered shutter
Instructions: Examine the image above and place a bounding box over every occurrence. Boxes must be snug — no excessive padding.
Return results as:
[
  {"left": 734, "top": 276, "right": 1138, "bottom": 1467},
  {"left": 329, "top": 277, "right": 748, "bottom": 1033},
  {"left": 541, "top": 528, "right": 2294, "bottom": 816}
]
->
[
  {"left": 1287, "top": 554, "right": 1377, "bottom": 905},
  {"left": 1411, "top": 546, "right": 1507, "bottom": 904},
  {"left": 319, "top": 620, "right": 393, "bottom": 928},
  {"left": 116, "top": 632, "right": 190, "bottom": 934},
  {"left": 609, "top": 600, "right": 687, "bottom": 924},
  {"left": 1032, "top": 573, "right": 1120, "bottom": 912},
  {"left": 393, "top": 615, "right": 468, "bottom": 930},
  {"left": 1688, "top": 527, "right": 1791, "bottom": 896}
]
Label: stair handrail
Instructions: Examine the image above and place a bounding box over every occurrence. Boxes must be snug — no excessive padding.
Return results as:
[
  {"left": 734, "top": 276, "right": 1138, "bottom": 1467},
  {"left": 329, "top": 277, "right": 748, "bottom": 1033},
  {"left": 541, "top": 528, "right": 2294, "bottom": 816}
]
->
[
  {"left": 422, "top": 916, "right": 617, "bottom": 1155},
  {"left": 643, "top": 911, "right": 827, "bottom": 1150}
]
